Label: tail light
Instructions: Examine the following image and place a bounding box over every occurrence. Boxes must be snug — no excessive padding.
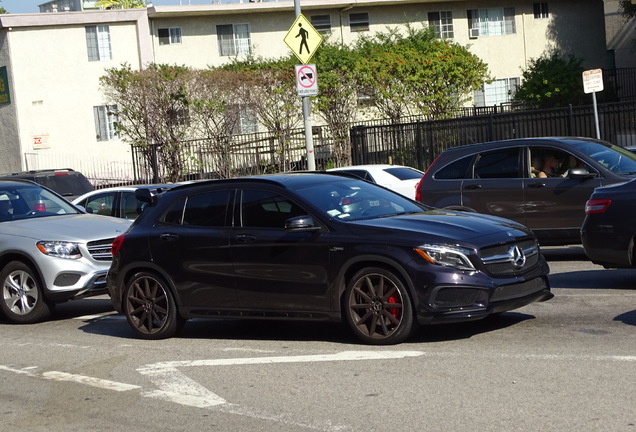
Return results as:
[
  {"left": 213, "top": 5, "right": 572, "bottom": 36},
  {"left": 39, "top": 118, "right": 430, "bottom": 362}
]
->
[
  {"left": 111, "top": 234, "right": 126, "bottom": 256},
  {"left": 585, "top": 199, "right": 611, "bottom": 214},
  {"left": 415, "top": 155, "right": 440, "bottom": 202},
  {"left": 33, "top": 201, "right": 46, "bottom": 212}
]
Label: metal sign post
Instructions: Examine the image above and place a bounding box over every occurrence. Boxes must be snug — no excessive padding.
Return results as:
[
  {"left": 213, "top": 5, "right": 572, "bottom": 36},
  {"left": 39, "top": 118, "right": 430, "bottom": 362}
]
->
[
  {"left": 582, "top": 69, "right": 604, "bottom": 140},
  {"left": 284, "top": 2, "right": 324, "bottom": 171}
]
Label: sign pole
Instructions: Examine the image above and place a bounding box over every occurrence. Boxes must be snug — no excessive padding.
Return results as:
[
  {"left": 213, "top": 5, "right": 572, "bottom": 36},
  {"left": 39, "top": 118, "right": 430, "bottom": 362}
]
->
[
  {"left": 294, "top": 0, "right": 316, "bottom": 170},
  {"left": 582, "top": 69, "right": 604, "bottom": 140}
]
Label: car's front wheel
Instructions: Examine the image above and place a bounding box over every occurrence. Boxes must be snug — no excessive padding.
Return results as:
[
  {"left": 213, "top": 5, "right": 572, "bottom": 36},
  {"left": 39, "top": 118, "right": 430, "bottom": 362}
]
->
[
  {"left": 344, "top": 267, "right": 417, "bottom": 345},
  {"left": 0, "top": 261, "right": 53, "bottom": 323},
  {"left": 123, "top": 272, "right": 185, "bottom": 339}
]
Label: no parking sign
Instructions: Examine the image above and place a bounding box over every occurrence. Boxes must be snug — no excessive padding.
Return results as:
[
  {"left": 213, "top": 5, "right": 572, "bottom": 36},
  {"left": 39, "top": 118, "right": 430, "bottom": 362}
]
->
[{"left": 296, "top": 64, "right": 318, "bottom": 96}]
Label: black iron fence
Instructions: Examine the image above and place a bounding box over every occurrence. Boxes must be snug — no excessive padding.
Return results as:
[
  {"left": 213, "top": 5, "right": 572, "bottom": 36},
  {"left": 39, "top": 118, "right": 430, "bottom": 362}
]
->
[
  {"left": 350, "top": 100, "right": 636, "bottom": 171},
  {"left": 129, "top": 99, "right": 636, "bottom": 184}
]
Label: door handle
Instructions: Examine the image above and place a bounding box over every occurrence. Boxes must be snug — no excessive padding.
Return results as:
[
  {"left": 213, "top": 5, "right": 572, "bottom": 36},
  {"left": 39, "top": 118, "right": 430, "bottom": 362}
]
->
[
  {"left": 159, "top": 233, "right": 179, "bottom": 241},
  {"left": 527, "top": 182, "right": 546, "bottom": 188},
  {"left": 235, "top": 234, "right": 257, "bottom": 244},
  {"left": 464, "top": 184, "right": 482, "bottom": 190}
]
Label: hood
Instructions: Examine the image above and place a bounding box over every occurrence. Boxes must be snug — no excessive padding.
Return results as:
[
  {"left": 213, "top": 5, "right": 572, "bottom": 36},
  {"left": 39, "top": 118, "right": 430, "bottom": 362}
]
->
[
  {"left": 0, "top": 214, "right": 131, "bottom": 242},
  {"left": 347, "top": 210, "right": 532, "bottom": 244}
]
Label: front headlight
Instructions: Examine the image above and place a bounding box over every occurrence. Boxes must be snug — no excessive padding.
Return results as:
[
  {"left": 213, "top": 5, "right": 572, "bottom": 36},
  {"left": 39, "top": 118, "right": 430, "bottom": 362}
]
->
[
  {"left": 36, "top": 241, "right": 82, "bottom": 259},
  {"left": 415, "top": 244, "right": 475, "bottom": 271}
]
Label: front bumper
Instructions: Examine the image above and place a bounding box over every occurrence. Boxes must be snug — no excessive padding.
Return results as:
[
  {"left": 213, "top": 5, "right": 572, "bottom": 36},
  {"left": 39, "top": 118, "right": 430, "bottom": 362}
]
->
[{"left": 415, "top": 273, "right": 552, "bottom": 325}]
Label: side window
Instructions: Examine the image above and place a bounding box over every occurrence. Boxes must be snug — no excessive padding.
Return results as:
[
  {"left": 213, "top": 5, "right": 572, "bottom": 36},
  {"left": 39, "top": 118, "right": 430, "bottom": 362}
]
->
[
  {"left": 241, "top": 190, "right": 304, "bottom": 229},
  {"left": 474, "top": 148, "right": 520, "bottom": 178},
  {"left": 122, "top": 192, "right": 143, "bottom": 219},
  {"left": 84, "top": 192, "right": 116, "bottom": 216},
  {"left": 182, "top": 190, "right": 231, "bottom": 226},
  {"left": 529, "top": 147, "right": 585, "bottom": 178},
  {"left": 434, "top": 155, "right": 473, "bottom": 179},
  {"left": 349, "top": 13, "right": 369, "bottom": 32}
]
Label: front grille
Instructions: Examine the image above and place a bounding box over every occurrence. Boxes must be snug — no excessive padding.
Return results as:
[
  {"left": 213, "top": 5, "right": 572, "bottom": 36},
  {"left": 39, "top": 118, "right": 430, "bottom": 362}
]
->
[
  {"left": 87, "top": 238, "right": 114, "bottom": 261},
  {"left": 480, "top": 240, "right": 539, "bottom": 276},
  {"left": 432, "top": 287, "right": 481, "bottom": 308}
]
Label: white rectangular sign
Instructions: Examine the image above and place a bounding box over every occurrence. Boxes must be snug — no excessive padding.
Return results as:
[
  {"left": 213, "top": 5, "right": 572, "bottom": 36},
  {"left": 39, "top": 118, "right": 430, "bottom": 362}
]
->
[
  {"left": 296, "top": 64, "right": 318, "bottom": 96},
  {"left": 583, "top": 69, "right": 603, "bottom": 94}
]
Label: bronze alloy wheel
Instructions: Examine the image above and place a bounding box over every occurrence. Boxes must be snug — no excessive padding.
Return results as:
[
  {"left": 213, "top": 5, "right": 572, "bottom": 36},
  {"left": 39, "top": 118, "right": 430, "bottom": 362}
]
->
[
  {"left": 345, "top": 267, "right": 416, "bottom": 345},
  {"left": 124, "top": 272, "right": 184, "bottom": 339}
]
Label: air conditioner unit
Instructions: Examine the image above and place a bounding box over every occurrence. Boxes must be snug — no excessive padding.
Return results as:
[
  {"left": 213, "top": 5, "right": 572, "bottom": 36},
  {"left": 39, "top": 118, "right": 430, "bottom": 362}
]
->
[{"left": 469, "top": 28, "right": 480, "bottom": 38}]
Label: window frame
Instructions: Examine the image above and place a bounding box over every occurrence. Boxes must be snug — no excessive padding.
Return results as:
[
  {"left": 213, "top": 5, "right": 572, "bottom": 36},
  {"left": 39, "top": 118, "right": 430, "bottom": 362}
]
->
[
  {"left": 93, "top": 105, "right": 118, "bottom": 141},
  {"left": 216, "top": 23, "right": 251, "bottom": 57},
  {"left": 533, "top": 3, "right": 549, "bottom": 19},
  {"left": 310, "top": 14, "right": 332, "bottom": 35},
  {"left": 428, "top": 11, "right": 454, "bottom": 39},
  {"left": 85, "top": 24, "right": 112, "bottom": 62},
  {"left": 349, "top": 12, "right": 369, "bottom": 32},
  {"left": 473, "top": 77, "right": 520, "bottom": 107},
  {"left": 158, "top": 27, "right": 182, "bottom": 45},
  {"left": 467, "top": 7, "right": 516, "bottom": 37}
]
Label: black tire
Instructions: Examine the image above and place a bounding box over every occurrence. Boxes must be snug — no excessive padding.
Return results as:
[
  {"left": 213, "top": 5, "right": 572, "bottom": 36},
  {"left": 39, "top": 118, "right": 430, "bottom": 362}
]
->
[
  {"left": 0, "top": 261, "right": 53, "bottom": 324},
  {"left": 123, "top": 272, "right": 185, "bottom": 340},
  {"left": 344, "top": 267, "right": 417, "bottom": 345}
]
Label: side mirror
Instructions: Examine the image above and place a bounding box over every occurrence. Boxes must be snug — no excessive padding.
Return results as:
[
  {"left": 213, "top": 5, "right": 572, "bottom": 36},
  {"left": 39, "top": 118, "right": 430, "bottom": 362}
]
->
[
  {"left": 285, "top": 215, "right": 321, "bottom": 232},
  {"left": 567, "top": 168, "right": 597, "bottom": 179},
  {"left": 135, "top": 188, "right": 158, "bottom": 206}
]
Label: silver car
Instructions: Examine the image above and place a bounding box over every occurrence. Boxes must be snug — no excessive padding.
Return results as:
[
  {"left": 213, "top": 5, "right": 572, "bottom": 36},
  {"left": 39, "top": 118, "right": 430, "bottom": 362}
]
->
[{"left": 0, "top": 179, "right": 131, "bottom": 323}]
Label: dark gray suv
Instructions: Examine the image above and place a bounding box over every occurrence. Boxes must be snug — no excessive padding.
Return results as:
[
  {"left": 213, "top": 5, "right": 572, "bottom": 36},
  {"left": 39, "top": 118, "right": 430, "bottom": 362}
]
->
[{"left": 415, "top": 137, "right": 636, "bottom": 246}]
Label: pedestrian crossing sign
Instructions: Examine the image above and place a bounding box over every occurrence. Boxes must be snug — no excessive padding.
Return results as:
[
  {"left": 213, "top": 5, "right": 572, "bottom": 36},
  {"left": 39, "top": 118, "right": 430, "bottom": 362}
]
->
[{"left": 284, "top": 14, "right": 323, "bottom": 64}]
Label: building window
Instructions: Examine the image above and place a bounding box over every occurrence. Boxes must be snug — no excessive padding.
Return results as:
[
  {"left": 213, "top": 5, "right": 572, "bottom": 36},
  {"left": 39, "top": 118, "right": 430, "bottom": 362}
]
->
[
  {"left": 428, "top": 11, "right": 454, "bottom": 39},
  {"left": 467, "top": 7, "right": 516, "bottom": 37},
  {"left": 533, "top": 3, "right": 549, "bottom": 19},
  {"left": 216, "top": 24, "right": 251, "bottom": 56},
  {"left": 350, "top": 13, "right": 369, "bottom": 32},
  {"left": 158, "top": 27, "right": 182, "bottom": 45},
  {"left": 473, "top": 77, "right": 520, "bottom": 107},
  {"left": 167, "top": 108, "right": 190, "bottom": 126},
  {"left": 86, "top": 25, "right": 112, "bottom": 61},
  {"left": 93, "top": 105, "right": 118, "bottom": 141},
  {"left": 227, "top": 104, "right": 258, "bottom": 134},
  {"left": 311, "top": 15, "right": 332, "bottom": 35}
]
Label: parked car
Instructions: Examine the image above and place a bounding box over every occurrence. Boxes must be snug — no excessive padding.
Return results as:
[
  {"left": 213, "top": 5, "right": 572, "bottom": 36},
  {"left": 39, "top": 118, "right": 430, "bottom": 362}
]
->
[
  {"left": 415, "top": 137, "right": 636, "bottom": 246},
  {"left": 0, "top": 179, "right": 131, "bottom": 324},
  {"left": 72, "top": 184, "right": 174, "bottom": 220},
  {"left": 581, "top": 179, "right": 636, "bottom": 268},
  {"left": 108, "top": 173, "right": 552, "bottom": 345},
  {"left": 327, "top": 164, "right": 424, "bottom": 199},
  {"left": 0, "top": 168, "right": 94, "bottom": 200}
]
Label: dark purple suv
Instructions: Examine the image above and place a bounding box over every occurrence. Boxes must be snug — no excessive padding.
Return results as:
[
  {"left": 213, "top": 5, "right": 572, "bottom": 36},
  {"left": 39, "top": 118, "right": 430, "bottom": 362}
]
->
[{"left": 415, "top": 137, "right": 636, "bottom": 246}]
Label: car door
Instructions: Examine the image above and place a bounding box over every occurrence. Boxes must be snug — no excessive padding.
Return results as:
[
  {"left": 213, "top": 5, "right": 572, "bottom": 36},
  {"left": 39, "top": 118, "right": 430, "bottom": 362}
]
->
[
  {"left": 460, "top": 147, "right": 527, "bottom": 226},
  {"left": 147, "top": 189, "right": 239, "bottom": 308},
  {"left": 523, "top": 146, "right": 603, "bottom": 237},
  {"left": 230, "top": 188, "right": 332, "bottom": 312}
]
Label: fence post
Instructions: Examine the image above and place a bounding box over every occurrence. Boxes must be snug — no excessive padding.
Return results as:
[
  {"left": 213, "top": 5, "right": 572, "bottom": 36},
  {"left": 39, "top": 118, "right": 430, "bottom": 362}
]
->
[
  {"left": 350, "top": 125, "right": 367, "bottom": 165},
  {"left": 568, "top": 104, "right": 574, "bottom": 136}
]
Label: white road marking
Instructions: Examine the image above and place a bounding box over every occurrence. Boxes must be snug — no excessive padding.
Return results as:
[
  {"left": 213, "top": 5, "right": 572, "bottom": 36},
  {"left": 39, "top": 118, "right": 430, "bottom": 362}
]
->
[{"left": 42, "top": 371, "right": 141, "bottom": 391}]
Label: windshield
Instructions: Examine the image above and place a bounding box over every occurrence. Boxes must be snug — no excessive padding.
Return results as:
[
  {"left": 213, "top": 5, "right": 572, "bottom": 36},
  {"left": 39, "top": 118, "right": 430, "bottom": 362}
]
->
[
  {"left": 571, "top": 140, "right": 636, "bottom": 174},
  {"left": 297, "top": 179, "right": 425, "bottom": 221},
  {"left": 0, "top": 185, "right": 81, "bottom": 222}
]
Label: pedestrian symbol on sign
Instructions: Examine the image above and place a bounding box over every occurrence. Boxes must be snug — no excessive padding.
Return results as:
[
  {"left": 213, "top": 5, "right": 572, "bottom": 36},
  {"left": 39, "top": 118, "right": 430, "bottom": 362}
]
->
[{"left": 284, "top": 14, "right": 323, "bottom": 64}]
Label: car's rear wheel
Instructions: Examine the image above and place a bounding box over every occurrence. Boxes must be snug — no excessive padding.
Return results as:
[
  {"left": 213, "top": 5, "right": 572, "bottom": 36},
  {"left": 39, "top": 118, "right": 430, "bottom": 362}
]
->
[
  {"left": 123, "top": 272, "right": 185, "bottom": 340},
  {"left": 0, "top": 261, "right": 52, "bottom": 324},
  {"left": 344, "top": 267, "right": 417, "bottom": 345}
]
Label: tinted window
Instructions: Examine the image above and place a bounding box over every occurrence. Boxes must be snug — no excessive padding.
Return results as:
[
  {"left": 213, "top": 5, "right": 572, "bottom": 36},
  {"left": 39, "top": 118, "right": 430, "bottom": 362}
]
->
[
  {"left": 384, "top": 167, "right": 423, "bottom": 180},
  {"left": 163, "top": 190, "right": 230, "bottom": 226},
  {"left": 183, "top": 190, "right": 231, "bottom": 226},
  {"left": 36, "top": 173, "right": 94, "bottom": 197},
  {"left": 474, "top": 148, "right": 520, "bottom": 178},
  {"left": 435, "top": 156, "right": 473, "bottom": 179},
  {"left": 83, "top": 192, "right": 116, "bottom": 216},
  {"left": 337, "top": 170, "right": 375, "bottom": 182},
  {"left": 241, "top": 190, "right": 304, "bottom": 228}
]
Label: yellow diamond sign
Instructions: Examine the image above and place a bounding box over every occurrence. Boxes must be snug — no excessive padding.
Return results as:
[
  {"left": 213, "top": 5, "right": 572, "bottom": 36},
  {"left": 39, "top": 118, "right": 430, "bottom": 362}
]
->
[{"left": 284, "top": 14, "right": 323, "bottom": 64}]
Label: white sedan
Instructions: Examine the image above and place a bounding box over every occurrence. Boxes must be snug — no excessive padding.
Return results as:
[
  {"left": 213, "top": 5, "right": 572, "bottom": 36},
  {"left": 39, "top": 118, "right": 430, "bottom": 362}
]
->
[{"left": 327, "top": 164, "right": 424, "bottom": 199}]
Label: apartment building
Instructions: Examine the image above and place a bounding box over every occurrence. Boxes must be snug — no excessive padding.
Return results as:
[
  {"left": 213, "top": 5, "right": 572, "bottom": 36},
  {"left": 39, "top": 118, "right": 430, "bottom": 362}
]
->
[{"left": 0, "top": 0, "right": 608, "bottom": 178}]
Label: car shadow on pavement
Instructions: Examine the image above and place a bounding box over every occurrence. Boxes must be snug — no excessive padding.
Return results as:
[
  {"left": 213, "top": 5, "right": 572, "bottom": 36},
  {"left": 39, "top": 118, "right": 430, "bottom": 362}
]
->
[
  {"left": 76, "top": 311, "right": 536, "bottom": 345},
  {"left": 549, "top": 269, "right": 636, "bottom": 290}
]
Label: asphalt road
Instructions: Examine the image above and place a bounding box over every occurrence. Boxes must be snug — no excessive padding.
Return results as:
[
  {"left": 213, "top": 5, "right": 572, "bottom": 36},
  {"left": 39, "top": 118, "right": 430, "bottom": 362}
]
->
[{"left": 0, "top": 246, "right": 634, "bottom": 432}]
